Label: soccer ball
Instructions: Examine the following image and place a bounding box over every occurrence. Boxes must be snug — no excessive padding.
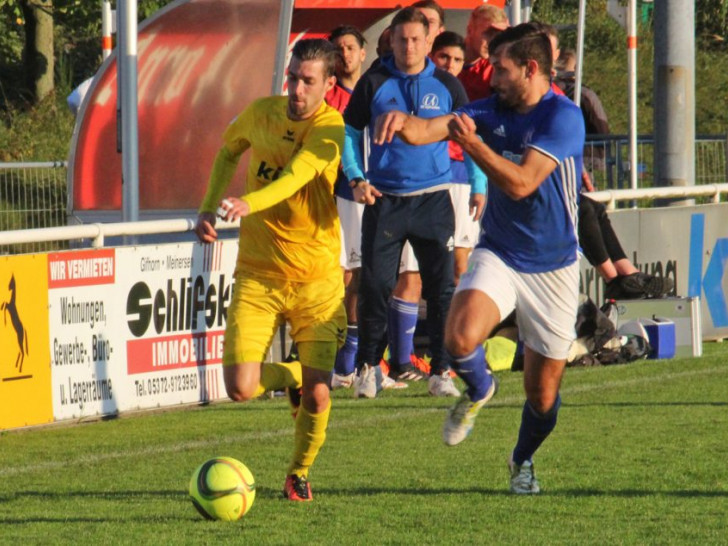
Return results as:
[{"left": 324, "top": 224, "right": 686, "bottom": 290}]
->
[{"left": 189, "top": 456, "right": 256, "bottom": 521}]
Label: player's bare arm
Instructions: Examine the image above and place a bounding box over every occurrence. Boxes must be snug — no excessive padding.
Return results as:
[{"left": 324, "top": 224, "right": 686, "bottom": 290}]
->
[
  {"left": 373, "top": 110, "right": 452, "bottom": 146},
  {"left": 194, "top": 212, "right": 218, "bottom": 243},
  {"left": 469, "top": 192, "right": 486, "bottom": 221},
  {"left": 350, "top": 178, "right": 382, "bottom": 205},
  {"left": 449, "top": 113, "right": 557, "bottom": 200}
]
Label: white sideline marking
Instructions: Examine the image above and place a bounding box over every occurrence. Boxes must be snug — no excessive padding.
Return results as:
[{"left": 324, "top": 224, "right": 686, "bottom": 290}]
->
[{"left": 1, "top": 365, "right": 725, "bottom": 478}]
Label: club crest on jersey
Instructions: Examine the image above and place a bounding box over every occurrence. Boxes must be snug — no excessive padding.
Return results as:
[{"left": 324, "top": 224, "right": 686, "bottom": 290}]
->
[
  {"left": 257, "top": 161, "right": 282, "bottom": 181},
  {"left": 420, "top": 93, "right": 440, "bottom": 110}
]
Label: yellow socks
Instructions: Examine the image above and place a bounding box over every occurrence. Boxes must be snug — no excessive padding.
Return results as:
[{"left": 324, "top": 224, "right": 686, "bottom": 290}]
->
[{"left": 288, "top": 400, "right": 331, "bottom": 478}]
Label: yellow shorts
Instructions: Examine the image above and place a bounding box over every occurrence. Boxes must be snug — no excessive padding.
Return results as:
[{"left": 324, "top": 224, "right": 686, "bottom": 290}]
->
[{"left": 223, "top": 272, "right": 345, "bottom": 371}]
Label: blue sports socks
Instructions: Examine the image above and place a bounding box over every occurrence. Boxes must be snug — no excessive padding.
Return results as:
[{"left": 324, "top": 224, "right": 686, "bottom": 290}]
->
[
  {"left": 334, "top": 325, "right": 358, "bottom": 375},
  {"left": 450, "top": 345, "right": 494, "bottom": 401},
  {"left": 511, "top": 394, "right": 562, "bottom": 465},
  {"left": 387, "top": 297, "right": 419, "bottom": 369}
]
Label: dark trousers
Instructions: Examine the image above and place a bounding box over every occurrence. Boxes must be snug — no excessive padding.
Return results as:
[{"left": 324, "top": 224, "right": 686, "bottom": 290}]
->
[
  {"left": 356, "top": 190, "right": 455, "bottom": 375},
  {"left": 579, "top": 195, "right": 627, "bottom": 267}
]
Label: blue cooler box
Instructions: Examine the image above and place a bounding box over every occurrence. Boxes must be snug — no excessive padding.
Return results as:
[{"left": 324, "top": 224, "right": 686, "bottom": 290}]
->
[{"left": 639, "top": 317, "right": 676, "bottom": 359}]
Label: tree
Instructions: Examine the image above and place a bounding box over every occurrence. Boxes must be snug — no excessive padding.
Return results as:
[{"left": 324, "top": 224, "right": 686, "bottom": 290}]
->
[
  {"left": 0, "top": 0, "right": 174, "bottom": 106},
  {"left": 21, "top": 0, "right": 54, "bottom": 101}
]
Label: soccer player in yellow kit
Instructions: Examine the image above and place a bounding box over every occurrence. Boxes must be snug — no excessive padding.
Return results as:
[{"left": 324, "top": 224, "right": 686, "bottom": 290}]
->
[{"left": 195, "top": 39, "right": 346, "bottom": 502}]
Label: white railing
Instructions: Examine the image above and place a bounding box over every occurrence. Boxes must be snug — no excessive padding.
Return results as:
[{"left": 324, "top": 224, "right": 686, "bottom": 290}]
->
[
  {"left": 0, "top": 185, "right": 727, "bottom": 249},
  {"left": 588, "top": 183, "right": 728, "bottom": 210},
  {"left": 0, "top": 218, "right": 238, "bottom": 249}
]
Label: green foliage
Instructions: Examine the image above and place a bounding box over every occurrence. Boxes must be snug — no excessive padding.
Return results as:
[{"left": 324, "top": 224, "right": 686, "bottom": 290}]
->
[
  {"left": 0, "top": 344, "right": 727, "bottom": 543},
  {"left": 0, "top": 89, "right": 74, "bottom": 161},
  {"left": 696, "top": 0, "right": 728, "bottom": 48},
  {"left": 533, "top": 0, "right": 728, "bottom": 135}
]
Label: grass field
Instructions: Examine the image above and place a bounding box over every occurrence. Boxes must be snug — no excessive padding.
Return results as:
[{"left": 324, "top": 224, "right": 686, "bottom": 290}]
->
[{"left": 1, "top": 344, "right": 727, "bottom": 545}]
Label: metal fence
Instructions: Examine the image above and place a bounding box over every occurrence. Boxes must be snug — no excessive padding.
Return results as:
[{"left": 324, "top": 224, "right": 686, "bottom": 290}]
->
[
  {"left": 585, "top": 134, "right": 728, "bottom": 191},
  {"left": 1, "top": 136, "right": 727, "bottom": 254},
  {"left": 0, "top": 161, "right": 69, "bottom": 255}
]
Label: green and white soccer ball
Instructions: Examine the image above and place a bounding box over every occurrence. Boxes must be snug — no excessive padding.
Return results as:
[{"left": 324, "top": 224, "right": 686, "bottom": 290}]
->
[{"left": 189, "top": 456, "right": 256, "bottom": 521}]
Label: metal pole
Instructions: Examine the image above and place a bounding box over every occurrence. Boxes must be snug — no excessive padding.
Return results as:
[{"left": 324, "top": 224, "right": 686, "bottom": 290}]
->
[
  {"left": 102, "top": 0, "right": 113, "bottom": 60},
  {"left": 271, "top": 0, "right": 295, "bottom": 95},
  {"left": 116, "top": 1, "right": 124, "bottom": 155},
  {"left": 510, "top": 0, "right": 522, "bottom": 26},
  {"left": 119, "top": 0, "right": 139, "bottom": 224},
  {"left": 654, "top": 0, "right": 695, "bottom": 204},
  {"left": 627, "top": 0, "right": 638, "bottom": 192},
  {"left": 521, "top": 0, "right": 531, "bottom": 23},
  {"left": 574, "top": 0, "right": 586, "bottom": 108}
]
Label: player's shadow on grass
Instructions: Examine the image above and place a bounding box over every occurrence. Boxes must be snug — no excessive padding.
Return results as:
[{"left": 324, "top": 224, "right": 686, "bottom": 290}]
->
[
  {"left": 314, "top": 486, "right": 728, "bottom": 498},
  {"left": 564, "top": 401, "right": 728, "bottom": 408},
  {"left": 0, "top": 489, "right": 182, "bottom": 503},
  {"left": 553, "top": 488, "right": 728, "bottom": 498}
]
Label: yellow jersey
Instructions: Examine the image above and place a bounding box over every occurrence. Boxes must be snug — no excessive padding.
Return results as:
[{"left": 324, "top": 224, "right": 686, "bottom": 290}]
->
[{"left": 200, "top": 96, "right": 344, "bottom": 282}]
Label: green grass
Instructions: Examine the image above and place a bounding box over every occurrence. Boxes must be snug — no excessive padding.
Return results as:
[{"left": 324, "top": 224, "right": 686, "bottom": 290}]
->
[{"left": 1, "top": 344, "right": 727, "bottom": 544}]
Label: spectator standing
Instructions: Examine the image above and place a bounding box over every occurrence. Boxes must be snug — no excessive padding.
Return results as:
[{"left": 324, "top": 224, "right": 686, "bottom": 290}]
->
[{"left": 343, "top": 7, "right": 468, "bottom": 398}]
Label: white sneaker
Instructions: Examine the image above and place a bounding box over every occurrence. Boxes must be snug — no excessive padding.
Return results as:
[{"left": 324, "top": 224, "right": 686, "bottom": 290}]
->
[
  {"left": 353, "top": 364, "right": 378, "bottom": 398},
  {"left": 331, "top": 372, "right": 354, "bottom": 390},
  {"left": 428, "top": 371, "right": 460, "bottom": 397},
  {"left": 508, "top": 457, "right": 540, "bottom": 494},
  {"left": 378, "top": 370, "right": 408, "bottom": 390},
  {"left": 442, "top": 374, "right": 498, "bottom": 446}
]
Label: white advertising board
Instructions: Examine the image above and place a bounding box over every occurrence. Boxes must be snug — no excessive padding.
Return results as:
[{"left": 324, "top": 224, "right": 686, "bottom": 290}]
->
[
  {"left": 48, "top": 241, "right": 237, "bottom": 420},
  {"left": 579, "top": 203, "right": 728, "bottom": 341}
]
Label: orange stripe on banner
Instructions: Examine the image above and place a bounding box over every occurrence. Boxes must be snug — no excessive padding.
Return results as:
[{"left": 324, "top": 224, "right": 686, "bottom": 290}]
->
[
  {"left": 102, "top": 36, "right": 113, "bottom": 50},
  {"left": 627, "top": 36, "right": 638, "bottom": 49}
]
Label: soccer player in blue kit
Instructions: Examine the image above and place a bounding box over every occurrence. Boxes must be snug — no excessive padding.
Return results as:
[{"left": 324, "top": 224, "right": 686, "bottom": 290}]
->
[{"left": 375, "top": 23, "right": 585, "bottom": 494}]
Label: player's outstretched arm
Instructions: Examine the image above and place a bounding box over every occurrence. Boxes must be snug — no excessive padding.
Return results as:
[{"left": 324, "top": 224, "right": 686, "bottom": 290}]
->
[{"left": 373, "top": 111, "right": 451, "bottom": 146}]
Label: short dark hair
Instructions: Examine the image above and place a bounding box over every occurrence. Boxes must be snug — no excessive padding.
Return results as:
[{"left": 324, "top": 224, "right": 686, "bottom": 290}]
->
[
  {"left": 411, "top": 0, "right": 445, "bottom": 26},
  {"left": 555, "top": 48, "right": 576, "bottom": 72},
  {"left": 488, "top": 23, "right": 553, "bottom": 77},
  {"left": 527, "top": 20, "right": 559, "bottom": 43},
  {"left": 390, "top": 6, "right": 430, "bottom": 34},
  {"left": 432, "top": 31, "right": 465, "bottom": 54},
  {"left": 329, "top": 25, "right": 367, "bottom": 48},
  {"left": 291, "top": 38, "right": 338, "bottom": 78}
]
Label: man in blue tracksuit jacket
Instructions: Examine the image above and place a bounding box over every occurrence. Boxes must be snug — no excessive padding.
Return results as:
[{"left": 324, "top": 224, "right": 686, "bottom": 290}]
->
[{"left": 342, "top": 7, "right": 470, "bottom": 398}]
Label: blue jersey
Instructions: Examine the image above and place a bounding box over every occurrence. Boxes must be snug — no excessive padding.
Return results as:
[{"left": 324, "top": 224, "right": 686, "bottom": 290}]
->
[
  {"left": 344, "top": 55, "right": 468, "bottom": 193},
  {"left": 459, "top": 90, "right": 584, "bottom": 273}
]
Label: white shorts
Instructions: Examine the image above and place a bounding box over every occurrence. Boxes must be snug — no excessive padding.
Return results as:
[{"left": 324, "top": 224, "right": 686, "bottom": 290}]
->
[
  {"left": 398, "top": 186, "right": 477, "bottom": 273},
  {"left": 399, "top": 241, "right": 419, "bottom": 273},
  {"left": 457, "top": 248, "right": 579, "bottom": 360},
  {"left": 337, "top": 197, "right": 365, "bottom": 270},
  {"left": 449, "top": 184, "right": 480, "bottom": 249}
]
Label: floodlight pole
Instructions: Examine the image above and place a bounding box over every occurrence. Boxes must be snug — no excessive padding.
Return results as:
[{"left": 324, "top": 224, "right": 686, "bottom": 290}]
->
[
  {"left": 510, "top": 0, "right": 521, "bottom": 25},
  {"left": 654, "top": 0, "right": 695, "bottom": 204},
  {"left": 627, "top": 0, "right": 638, "bottom": 192},
  {"left": 118, "top": 0, "right": 140, "bottom": 225},
  {"left": 574, "top": 0, "right": 586, "bottom": 108},
  {"left": 272, "top": 0, "right": 295, "bottom": 95}
]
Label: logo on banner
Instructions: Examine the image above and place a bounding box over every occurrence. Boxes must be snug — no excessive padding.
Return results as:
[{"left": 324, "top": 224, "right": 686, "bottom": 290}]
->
[
  {"left": 203, "top": 241, "right": 224, "bottom": 272},
  {"left": 48, "top": 248, "right": 115, "bottom": 289},
  {"left": 1, "top": 274, "right": 31, "bottom": 377},
  {"left": 688, "top": 213, "right": 728, "bottom": 327}
]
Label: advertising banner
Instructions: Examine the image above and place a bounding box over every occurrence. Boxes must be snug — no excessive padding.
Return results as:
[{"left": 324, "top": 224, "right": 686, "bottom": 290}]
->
[
  {"left": 48, "top": 241, "right": 237, "bottom": 420},
  {"left": 579, "top": 203, "right": 728, "bottom": 340},
  {"left": 0, "top": 254, "right": 53, "bottom": 430}
]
